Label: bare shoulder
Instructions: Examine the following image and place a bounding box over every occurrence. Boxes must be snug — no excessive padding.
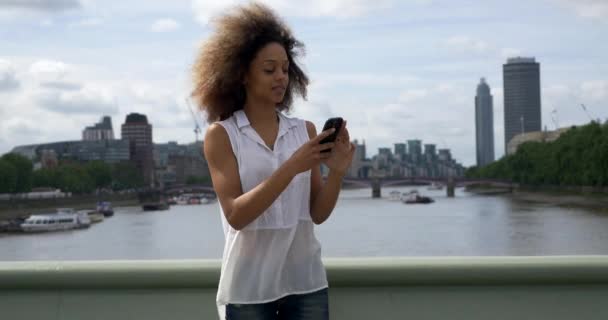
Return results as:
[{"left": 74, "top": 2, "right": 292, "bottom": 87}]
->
[
  {"left": 305, "top": 120, "right": 317, "bottom": 139},
  {"left": 205, "top": 122, "right": 229, "bottom": 142},
  {"left": 203, "top": 123, "right": 231, "bottom": 160}
]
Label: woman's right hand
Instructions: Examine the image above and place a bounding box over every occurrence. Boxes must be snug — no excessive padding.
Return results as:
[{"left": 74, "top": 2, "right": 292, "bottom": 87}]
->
[{"left": 286, "top": 128, "right": 336, "bottom": 175}]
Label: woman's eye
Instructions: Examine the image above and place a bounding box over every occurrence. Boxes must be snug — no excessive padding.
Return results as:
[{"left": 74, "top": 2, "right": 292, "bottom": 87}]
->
[{"left": 264, "top": 69, "right": 274, "bottom": 74}]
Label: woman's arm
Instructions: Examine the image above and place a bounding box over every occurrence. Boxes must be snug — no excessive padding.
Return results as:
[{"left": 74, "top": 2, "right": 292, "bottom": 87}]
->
[
  {"left": 307, "top": 121, "right": 355, "bottom": 224},
  {"left": 204, "top": 123, "right": 335, "bottom": 230}
]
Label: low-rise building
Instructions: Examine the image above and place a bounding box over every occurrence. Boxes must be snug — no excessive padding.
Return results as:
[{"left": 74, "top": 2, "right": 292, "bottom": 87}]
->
[{"left": 506, "top": 127, "right": 571, "bottom": 155}]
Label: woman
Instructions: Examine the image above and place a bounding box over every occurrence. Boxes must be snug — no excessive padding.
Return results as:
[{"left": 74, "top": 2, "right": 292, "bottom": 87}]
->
[{"left": 192, "top": 3, "right": 355, "bottom": 319}]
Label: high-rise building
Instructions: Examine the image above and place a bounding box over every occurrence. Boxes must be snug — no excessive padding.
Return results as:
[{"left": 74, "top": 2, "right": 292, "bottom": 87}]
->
[
  {"left": 353, "top": 139, "right": 366, "bottom": 161},
  {"left": 378, "top": 148, "right": 392, "bottom": 156},
  {"left": 407, "top": 140, "right": 422, "bottom": 163},
  {"left": 437, "top": 149, "right": 452, "bottom": 162},
  {"left": 121, "top": 113, "right": 154, "bottom": 186},
  {"left": 347, "top": 139, "right": 369, "bottom": 178},
  {"left": 394, "top": 143, "right": 406, "bottom": 157},
  {"left": 424, "top": 144, "right": 436, "bottom": 157},
  {"left": 423, "top": 144, "right": 436, "bottom": 163},
  {"left": 83, "top": 116, "right": 115, "bottom": 141},
  {"left": 475, "top": 78, "right": 495, "bottom": 167},
  {"left": 503, "top": 57, "right": 541, "bottom": 153}
]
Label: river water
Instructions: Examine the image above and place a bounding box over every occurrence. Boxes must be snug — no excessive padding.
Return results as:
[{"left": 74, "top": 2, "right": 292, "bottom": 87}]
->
[{"left": 2, "top": 186, "right": 608, "bottom": 261}]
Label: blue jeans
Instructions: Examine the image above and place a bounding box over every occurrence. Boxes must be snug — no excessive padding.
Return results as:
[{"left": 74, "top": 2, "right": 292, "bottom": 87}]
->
[{"left": 225, "top": 288, "right": 329, "bottom": 320}]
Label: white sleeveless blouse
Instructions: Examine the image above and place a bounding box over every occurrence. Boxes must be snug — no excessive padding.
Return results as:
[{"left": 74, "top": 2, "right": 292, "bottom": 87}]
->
[{"left": 215, "top": 110, "right": 328, "bottom": 312}]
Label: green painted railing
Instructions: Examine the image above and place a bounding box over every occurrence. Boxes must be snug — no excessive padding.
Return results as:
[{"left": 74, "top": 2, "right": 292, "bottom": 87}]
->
[{"left": 2, "top": 256, "right": 608, "bottom": 319}]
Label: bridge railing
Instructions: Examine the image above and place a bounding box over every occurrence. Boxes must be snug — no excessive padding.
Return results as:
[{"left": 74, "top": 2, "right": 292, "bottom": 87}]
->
[{"left": 1, "top": 256, "right": 607, "bottom": 320}]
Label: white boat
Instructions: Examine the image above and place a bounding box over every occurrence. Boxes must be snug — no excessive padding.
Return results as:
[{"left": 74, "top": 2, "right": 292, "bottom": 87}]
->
[
  {"left": 21, "top": 209, "right": 91, "bottom": 233},
  {"left": 388, "top": 190, "right": 402, "bottom": 201},
  {"left": 175, "top": 194, "right": 212, "bottom": 205},
  {"left": 427, "top": 182, "right": 444, "bottom": 190},
  {"left": 86, "top": 211, "right": 105, "bottom": 223},
  {"left": 401, "top": 190, "right": 434, "bottom": 204},
  {"left": 176, "top": 195, "right": 190, "bottom": 205}
]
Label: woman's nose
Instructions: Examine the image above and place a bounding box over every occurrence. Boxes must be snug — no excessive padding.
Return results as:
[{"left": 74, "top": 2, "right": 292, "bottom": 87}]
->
[{"left": 275, "top": 70, "right": 287, "bottom": 81}]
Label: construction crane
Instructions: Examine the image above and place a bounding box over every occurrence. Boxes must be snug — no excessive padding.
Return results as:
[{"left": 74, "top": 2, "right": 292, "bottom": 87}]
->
[
  {"left": 551, "top": 109, "right": 559, "bottom": 130},
  {"left": 580, "top": 104, "right": 598, "bottom": 123},
  {"left": 185, "top": 98, "right": 202, "bottom": 142}
]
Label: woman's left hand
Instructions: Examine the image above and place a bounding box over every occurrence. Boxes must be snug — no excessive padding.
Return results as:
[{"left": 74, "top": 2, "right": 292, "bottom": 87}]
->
[{"left": 322, "top": 120, "right": 356, "bottom": 177}]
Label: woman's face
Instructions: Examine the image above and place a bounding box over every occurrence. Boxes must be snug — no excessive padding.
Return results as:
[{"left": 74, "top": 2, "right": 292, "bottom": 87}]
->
[{"left": 243, "top": 42, "right": 289, "bottom": 106}]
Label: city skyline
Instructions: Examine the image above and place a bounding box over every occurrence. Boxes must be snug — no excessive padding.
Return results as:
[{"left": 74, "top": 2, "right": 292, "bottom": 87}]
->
[
  {"left": 10, "top": 113, "right": 462, "bottom": 164},
  {"left": 1, "top": 0, "right": 607, "bottom": 166}
]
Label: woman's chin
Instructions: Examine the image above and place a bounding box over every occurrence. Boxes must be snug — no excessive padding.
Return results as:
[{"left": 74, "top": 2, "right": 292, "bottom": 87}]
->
[{"left": 271, "top": 96, "right": 285, "bottom": 104}]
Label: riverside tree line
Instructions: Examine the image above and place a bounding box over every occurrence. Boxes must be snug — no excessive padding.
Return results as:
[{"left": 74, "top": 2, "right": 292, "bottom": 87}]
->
[
  {"left": 0, "top": 156, "right": 144, "bottom": 194},
  {"left": 466, "top": 121, "right": 608, "bottom": 187}
]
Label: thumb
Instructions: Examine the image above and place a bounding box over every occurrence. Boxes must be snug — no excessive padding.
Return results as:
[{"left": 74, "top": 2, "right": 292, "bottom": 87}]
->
[{"left": 311, "top": 128, "right": 336, "bottom": 143}]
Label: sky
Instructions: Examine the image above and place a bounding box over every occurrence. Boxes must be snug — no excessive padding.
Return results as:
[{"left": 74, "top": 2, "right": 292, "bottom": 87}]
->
[{"left": 0, "top": 0, "right": 607, "bottom": 166}]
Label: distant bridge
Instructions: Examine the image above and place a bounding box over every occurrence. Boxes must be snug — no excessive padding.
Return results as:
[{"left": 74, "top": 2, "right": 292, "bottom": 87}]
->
[
  {"left": 163, "top": 184, "right": 215, "bottom": 195},
  {"left": 332, "top": 177, "right": 515, "bottom": 198},
  {"left": 339, "top": 177, "right": 513, "bottom": 188},
  {"left": 162, "top": 178, "right": 514, "bottom": 198}
]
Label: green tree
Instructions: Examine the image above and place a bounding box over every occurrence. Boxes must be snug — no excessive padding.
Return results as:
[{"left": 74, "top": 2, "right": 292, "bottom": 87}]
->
[
  {"left": 56, "top": 164, "right": 94, "bottom": 194},
  {"left": 470, "top": 121, "right": 608, "bottom": 187},
  {"left": 85, "top": 161, "right": 113, "bottom": 189},
  {"left": 0, "top": 159, "right": 18, "bottom": 193},
  {"left": 1, "top": 153, "right": 33, "bottom": 192},
  {"left": 32, "top": 168, "right": 60, "bottom": 189},
  {"left": 111, "top": 162, "right": 144, "bottom": 190},
  {"left": 186, "top": 175, "right": 210, "bottom": 185}
]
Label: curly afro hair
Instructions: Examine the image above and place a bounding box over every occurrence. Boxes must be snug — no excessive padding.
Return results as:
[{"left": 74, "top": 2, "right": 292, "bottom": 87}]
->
[{"left": 191, "top": 2, "right": 309, "bottom": 123}]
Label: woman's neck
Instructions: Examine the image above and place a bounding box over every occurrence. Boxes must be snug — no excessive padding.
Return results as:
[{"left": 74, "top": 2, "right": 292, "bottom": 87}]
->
[{"left": 243, "top": 100, "right": 278, "bottom": 127}]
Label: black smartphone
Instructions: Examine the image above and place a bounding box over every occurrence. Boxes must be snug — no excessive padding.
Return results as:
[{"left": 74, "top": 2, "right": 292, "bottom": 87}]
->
[{"left": 319, "top": 117, "right": 343, "bottom": 153}]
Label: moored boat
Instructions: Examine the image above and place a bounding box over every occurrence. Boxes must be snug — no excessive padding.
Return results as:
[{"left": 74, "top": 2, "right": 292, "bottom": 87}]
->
[
  {"left": 87, "top": 211, "right": 105, "bottom": 223},
  {"left": 138, "top": 188, "right": 169, "bottom": 211},
  {"left": 427, "top": 182, "right": 444, "bottom": 190},
  {"left": 402, "top": 190, "right": 434, "bottom": 204},
  {"left": 20, "top": 209, "right": 91, "bottom": 232},
  {"left": 96, "top": 201, "right": 114, "bottom": 217}
]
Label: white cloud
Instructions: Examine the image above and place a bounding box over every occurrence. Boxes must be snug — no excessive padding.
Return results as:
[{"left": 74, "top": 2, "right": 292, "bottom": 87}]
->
[
  {"left": 2, "top": 118, "right": 41, "bottom": 137},
  {"left": 0, "top": 0, "right": 81, "bottom": 12},
  {"left": 69, "top": 17, "right": 103, "bottom": 28},
  {"left": 27, "top": 59, "right": 86, "bottom": 91},
  {"left": 398, "top": 89, "right": 428, "bottom": 103},
  {"left": 539, "top": 81, "right": 608, "bottom": 134},
  {"left": 29, "top": 59, "right": 70, "bottom": 81},
  {"left": 150, "top": 18, "right": 180, "bottom": 32},
  {"left": 0, "top": 59, "right": 20, "bottom": 91},
  {"left": 191, "top": 0, "right": 396, "bottom": 25},
  {"left": 311, "top": 72, "right": 418, "bottom": 90},
  {"left": 36, "top": 84, "right": 118, "bottom": 115},
  {"left": 445, "top": 36, "right": 491, "bottom": 54},
  {"left": 294, "top": 81, "right": 477, "bottom": 165},
  {"left": 581, "top": 80, "right": 608, "bottom": 102},
  {"left": 499, "top": 48, "right": 523, "bottom": 59},
  {"left": 40, "top": 18, "right": 54, "bottom": 27},
  {"left": 557, "top": 0, "right": 608, "bottom": 19}
]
